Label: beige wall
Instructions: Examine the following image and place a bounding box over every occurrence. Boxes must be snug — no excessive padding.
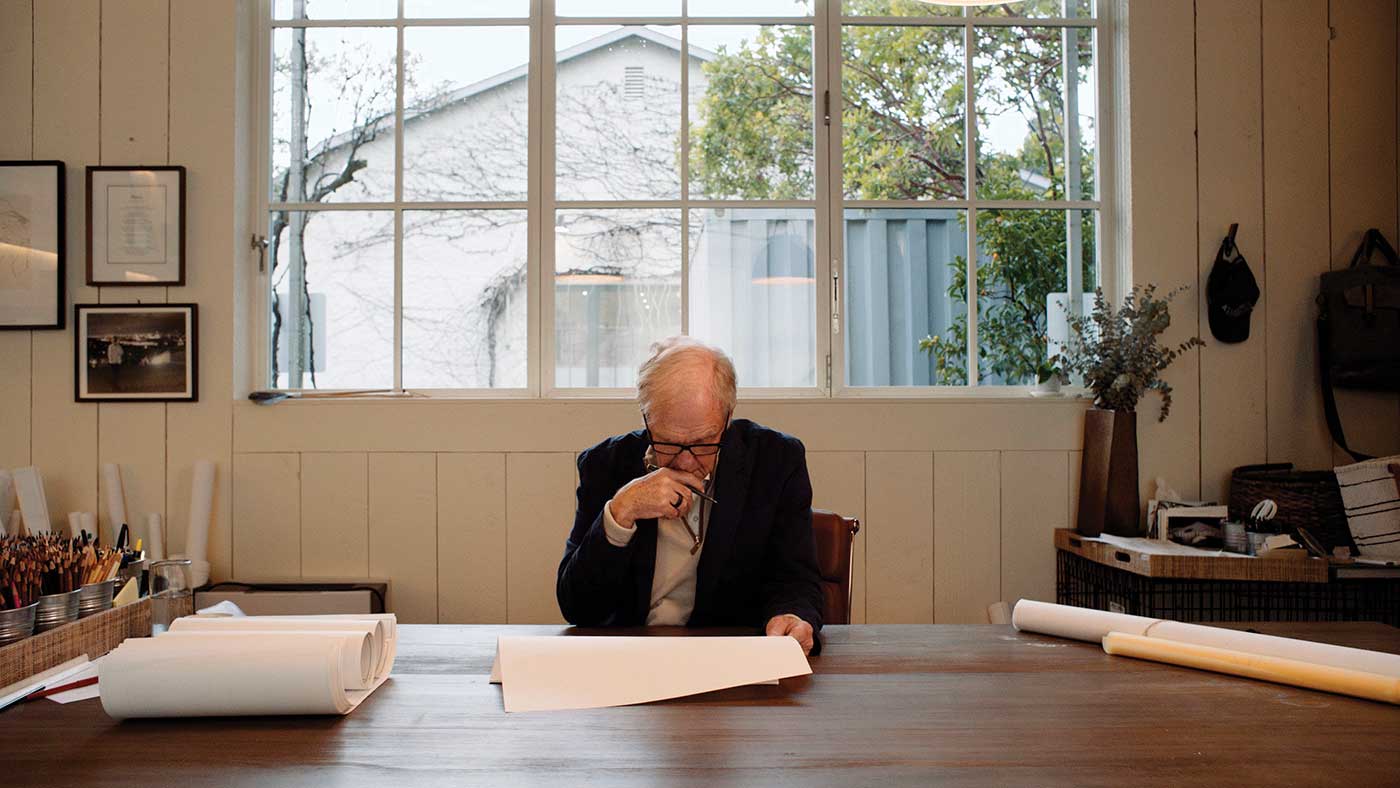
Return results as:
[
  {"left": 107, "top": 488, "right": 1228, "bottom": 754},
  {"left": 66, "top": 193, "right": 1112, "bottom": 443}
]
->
[{"left": 1, "top": 1, "right": 1397, "bottom": 625}]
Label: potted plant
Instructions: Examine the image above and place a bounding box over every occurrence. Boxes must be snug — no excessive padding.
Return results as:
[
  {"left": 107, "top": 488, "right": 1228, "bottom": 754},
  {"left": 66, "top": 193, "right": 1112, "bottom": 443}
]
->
[
  {"left": 1061, "top": 285, "right": 1203, "bottom": 537},
  {"left": 1030, "top": 352, "right": 1065, "bottom": 397}
]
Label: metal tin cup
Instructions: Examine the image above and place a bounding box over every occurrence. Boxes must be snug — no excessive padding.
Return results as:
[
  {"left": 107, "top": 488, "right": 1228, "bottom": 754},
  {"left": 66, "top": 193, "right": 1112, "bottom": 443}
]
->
[
  {"left": 1247, "top": 531, "right": 1269, "bottom": 556},
  {"left": 35, "top": 588, "right": 82, "bottom": 633},
  {"left": 0, "top": 602, "right": 38, "bottom": 645},
  {"left": 1223, "top": 521, "right": 1248, "bottom": 554},
  {"left": 117, "top": 555, "right": 147, "bottom": 598},
  {"left": 78, "top": 579, "right": 117, "bottom": 618}
]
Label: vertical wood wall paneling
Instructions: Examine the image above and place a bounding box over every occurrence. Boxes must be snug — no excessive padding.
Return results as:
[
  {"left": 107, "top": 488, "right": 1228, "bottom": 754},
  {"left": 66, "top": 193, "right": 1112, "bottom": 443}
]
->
[
  {"left": 96, "top": 0, "right": 170, "bottom": 540},
  {"left": 933, "top": 451, "right": 1001, "bottom": 624},
  {"left": 1128, "top": 0, "right": 1202, "bottom": 505},
  {"left": 1262, "top": 0, "right": 1334, "bottom": 471},
  {"left": 864, "top": 452, "right": 933, "bottom": 624},
  {"left": 0, "top": 1, "right": 34, "bottom": 471},
  {"left": 368, "top": 452, "right": 438, "bottom": 623},
  {"left": 30, "top": 0, "right": 102, "bottom": 530},
  {"left": 1195, "top": 0, "right": 1266, "bottom": 502},
  {"left": 999, "top": 451, "right": 1068, "bottom": 608},
  {"left": 300, "top": 452, "right": 368, "bottom": 577},
  {"left": 167, "top": 0, "right": 237, "bottom": 579},
  {"left": 805, "top": 451, "right": 867, "bottom": 623},
  {"left": 230, "top": 452, "right": 300, "bottom": 578},
  {"left": 437, "top": 453, "right": 507, "bottom": 623},
  {"left": 505, "top": 453, "right": 574, "bottom": 624},
  {"left": 1328, "top": 0, "right": 1400, "bottom": 458}
]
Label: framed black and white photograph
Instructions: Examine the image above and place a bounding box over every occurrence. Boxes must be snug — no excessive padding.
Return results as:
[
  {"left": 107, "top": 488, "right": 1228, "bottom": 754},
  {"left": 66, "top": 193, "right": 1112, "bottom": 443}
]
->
[
  {"left": 0, "top": 160, "right": 65, "bottom": 329},
  {"left": 75, "top": 303, "right": 198, "bottom": 402},
  {"left": 86, "top": 165, "right": 185, "bottom": 286}
]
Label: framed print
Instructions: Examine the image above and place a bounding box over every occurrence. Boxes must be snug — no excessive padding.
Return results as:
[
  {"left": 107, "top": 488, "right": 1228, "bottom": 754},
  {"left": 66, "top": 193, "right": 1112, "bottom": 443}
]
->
[
  {"left": 0, "top": 160, "right": 65, "bottom": 329},
  {"left": 75, "top": 303, "right": 198, "bottom": 402},
  {"left": 86, "top": 165, "right": 185, "bottom": 286}
]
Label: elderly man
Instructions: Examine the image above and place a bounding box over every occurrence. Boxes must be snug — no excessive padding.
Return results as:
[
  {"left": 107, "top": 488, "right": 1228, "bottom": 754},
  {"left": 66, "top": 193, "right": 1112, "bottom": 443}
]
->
[{"left": 556, "top": 336, "right": 824, "bottom": 654}]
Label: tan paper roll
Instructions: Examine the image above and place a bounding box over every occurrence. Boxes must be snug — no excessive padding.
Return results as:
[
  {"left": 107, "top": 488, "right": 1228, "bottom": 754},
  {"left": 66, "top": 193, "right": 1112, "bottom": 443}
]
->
[
  {"left": 186, "top": 460, "right": 216, "bottom": 564},
  {"left": 1102, "top": 631, "right": 1400, "bottom": 705},
  {"left": 101, "top": 463, "right": 128, "bottom": 542},
  {"left": 145, "top": 512, "right": 165, "bottom": 561}
]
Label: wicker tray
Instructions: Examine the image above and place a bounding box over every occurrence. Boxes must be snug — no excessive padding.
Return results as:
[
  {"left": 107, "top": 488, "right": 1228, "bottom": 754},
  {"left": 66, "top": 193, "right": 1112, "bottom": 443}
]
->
[
  {"left": 1055, "top": 529, "right": 1329, "bottom": 583},
  {"left": 0, "top": 596, "right": 187, "bottom": 689}
]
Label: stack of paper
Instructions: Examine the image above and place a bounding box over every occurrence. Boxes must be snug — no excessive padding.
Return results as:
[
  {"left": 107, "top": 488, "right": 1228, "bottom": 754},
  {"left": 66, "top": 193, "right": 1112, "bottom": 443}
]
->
[
  {"left": 98, "top": 613, "right": 396, "bottom": 719},
  {"left": 490, "top": 636, "right": 812, "bottom": 712}
]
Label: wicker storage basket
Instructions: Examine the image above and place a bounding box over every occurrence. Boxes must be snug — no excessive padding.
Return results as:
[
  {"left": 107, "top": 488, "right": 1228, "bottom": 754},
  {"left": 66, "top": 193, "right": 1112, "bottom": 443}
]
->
[{"left": 1229, "top": 463, "right": 1355, "bottom": 553}]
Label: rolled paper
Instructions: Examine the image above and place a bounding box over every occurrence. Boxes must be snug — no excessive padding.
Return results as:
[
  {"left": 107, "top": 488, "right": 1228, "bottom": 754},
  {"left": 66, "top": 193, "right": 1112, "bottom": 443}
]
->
[
  {"left": 102, "top": 463, "right": 128, "bottom": 543},
  {"left": 80, "top": 511, "right": 97, "bottom": 539},
  {"left": 1102, "top": 631, "right": 1400, "bottom": 705},
  {"left": 68, "top": 512, "right": 83, "bottom": 537},
  {"left": 146, "top": 512, "right": 166, "bottom": 561},
  {"left": 0, "top": 470, "right": 14, "bottom": 526},
  {"left": 13, "top": 466, "right": 53, "bottom": 535},
  {"left": 1013, "top": 599, "right": 1400, "bottom": 678},
  {"left": 186, "top": 460, "right": 216, "bottom": 564},
  {"left": 8, "top": 509, "right": 22, "bottom": 537},
  {"left": 113, "top": 577, "right": 140, "bottom": 606}
]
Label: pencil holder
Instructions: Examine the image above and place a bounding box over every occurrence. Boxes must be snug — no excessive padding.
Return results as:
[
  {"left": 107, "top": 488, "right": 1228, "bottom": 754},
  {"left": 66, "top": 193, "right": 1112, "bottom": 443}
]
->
[
  {"left": 35, "top": 589, "right": 81, "bottom": 633},
  {"left": 78, "top": 579, "right": 117, "bottom": 618},
  {"left": 0, "top": 603, "right": 38, "bottom": 646}
]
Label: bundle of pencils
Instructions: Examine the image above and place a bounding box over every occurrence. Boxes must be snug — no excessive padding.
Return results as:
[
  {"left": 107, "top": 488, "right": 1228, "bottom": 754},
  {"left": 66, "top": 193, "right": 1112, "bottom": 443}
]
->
[{"left": 0, "top": 535, "right": 123, "bottom": 609}]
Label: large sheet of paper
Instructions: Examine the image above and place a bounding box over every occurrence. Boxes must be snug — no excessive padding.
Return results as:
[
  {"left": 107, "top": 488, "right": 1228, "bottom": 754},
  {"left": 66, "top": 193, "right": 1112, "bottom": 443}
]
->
[
  {"left": 98, "top": 614, "right": 396, "bottom": 719},
  {"left": 1013, "top": 599, "right": 1400, "bottom": 677},
  {"left": 490, "top": 636, "right": 811, "bottom": 713}
]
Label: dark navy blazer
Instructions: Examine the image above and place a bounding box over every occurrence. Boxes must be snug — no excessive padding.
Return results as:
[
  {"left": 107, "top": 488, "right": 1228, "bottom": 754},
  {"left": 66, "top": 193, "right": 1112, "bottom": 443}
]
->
[{"left": 556, "top": 419, "right": 824, "bottom": 637}]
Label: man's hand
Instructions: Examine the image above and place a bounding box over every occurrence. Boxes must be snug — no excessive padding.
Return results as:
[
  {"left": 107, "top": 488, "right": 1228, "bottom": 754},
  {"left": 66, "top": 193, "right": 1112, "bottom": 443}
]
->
[
  {"left": 765, "top": 614, "right": 815, "bottom": 655},
  {"left": 611, "top": 466, "right": 708, "bottom": 528}
]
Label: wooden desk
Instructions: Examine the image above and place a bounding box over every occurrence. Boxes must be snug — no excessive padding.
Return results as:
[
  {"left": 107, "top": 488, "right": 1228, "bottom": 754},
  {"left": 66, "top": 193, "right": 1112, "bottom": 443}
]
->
[{"left": 3, "top": 624, "right": 1399, "bottom": 786}]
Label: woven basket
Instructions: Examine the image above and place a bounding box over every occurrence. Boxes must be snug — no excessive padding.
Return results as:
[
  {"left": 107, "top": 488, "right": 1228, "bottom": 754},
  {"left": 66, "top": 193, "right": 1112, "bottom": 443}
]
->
[{"left": 1229, "top": 463, "right": 1355, "bottom": 553}]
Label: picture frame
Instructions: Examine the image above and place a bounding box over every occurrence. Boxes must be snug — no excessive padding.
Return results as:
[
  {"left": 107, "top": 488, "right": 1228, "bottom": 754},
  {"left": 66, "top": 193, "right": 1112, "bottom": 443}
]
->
[
  {"left": 0, "top": 160, "right": 66, "bottom": 329},
  {"left": 74, "top": 303, "right": 198, "bottom": 402},
  {"left": 86, "top": 165, "right": 185, "bottom": 286}
]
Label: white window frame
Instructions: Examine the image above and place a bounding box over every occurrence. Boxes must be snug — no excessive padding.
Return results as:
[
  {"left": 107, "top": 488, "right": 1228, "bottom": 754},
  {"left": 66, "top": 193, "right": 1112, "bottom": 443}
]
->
[{"left": 247, "top": 0, "right": 1120, "bottom": 401}]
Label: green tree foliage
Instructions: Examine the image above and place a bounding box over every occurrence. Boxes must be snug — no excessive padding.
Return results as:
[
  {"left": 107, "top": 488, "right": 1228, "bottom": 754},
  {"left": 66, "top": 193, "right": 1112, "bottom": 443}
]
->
[{"left": 690, "top": 1, "right": 1097, "bottom": 384}]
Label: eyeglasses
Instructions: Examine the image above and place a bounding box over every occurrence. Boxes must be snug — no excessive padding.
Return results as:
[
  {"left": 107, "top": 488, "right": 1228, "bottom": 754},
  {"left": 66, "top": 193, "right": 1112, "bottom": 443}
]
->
[{"left": 643, "top": 414, "right": 726, "bottom": 458}]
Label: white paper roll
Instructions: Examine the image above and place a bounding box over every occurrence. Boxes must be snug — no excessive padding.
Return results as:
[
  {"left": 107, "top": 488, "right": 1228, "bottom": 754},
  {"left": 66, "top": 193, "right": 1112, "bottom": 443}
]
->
[
  {"left": 1014, "top": 599, "right": 1400, "bottom": 678},
  {"left": 159, "top": 629, "right": 375, "bottom": 689},
  {"left": 145, "top": 512, "right": 165, "bottom": 561},
  {"left": 13, "top": 467, "right": 53, "bottom": 535},
  {"left": 102, "top": 463, "right": 128, "bottom": 542},
  {"left": 7, "top": 510, "right": 21, "bottom": 537},
  {"left": 186, "top": 460, "right": 216, "bottom": 564},
  {"left": 80, "top": 511, "right": 97, "bottom": 540},
  {"left": 0, "top": 470, "right": 15, "bottom": 527},
  {"left": 1012, "top": 599, "right": 1159, "bottom": 641},
  {"left": 99, "top": 634, "right": 352, "bottom": 719},
  {"left": 68, "top": 512, "right": 83, "bottom": 537},
  {"left": 169, "top": 616, "right": 388, "bottom": 677}
]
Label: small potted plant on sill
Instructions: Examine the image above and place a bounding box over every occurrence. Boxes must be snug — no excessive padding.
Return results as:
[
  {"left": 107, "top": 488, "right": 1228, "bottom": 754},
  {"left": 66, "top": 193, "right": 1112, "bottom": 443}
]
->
[
  {"left": 1061, "top": 285, "right": 1204, "bottom": 537},
  {"left": 1030, "top": 352, "right": 1065, "bottom": 397}
]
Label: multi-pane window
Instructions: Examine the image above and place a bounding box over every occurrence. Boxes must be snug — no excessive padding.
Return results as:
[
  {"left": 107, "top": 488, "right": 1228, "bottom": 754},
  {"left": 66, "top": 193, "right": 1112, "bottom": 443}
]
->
[{"left": 258, "top": 0, "right": 1109, "bottom": 394}]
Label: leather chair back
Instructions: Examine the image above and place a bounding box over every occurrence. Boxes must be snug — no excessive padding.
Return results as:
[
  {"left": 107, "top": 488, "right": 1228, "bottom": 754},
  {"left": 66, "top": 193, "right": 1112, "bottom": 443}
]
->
[{"left": 811, "top": 509, "right": 860, "bottom": 625}]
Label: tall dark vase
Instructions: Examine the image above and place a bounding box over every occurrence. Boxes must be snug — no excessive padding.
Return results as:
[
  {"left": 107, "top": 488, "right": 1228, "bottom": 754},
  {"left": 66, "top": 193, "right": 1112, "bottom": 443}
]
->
[{"left": 1076, "top": 408, "right": 1141, "bottom": 537}]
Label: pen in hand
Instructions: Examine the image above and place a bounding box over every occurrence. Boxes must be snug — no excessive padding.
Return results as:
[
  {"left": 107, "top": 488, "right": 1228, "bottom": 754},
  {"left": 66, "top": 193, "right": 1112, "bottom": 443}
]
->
[{"left": 645, "top": 462, "right": 718, "bottom": 505}]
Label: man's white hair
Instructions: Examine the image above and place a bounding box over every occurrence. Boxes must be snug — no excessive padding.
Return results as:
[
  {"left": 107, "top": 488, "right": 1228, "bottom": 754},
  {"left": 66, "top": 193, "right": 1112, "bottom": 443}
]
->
[{"left": 636, "top": 336, "right": 737, "bottom": 418}]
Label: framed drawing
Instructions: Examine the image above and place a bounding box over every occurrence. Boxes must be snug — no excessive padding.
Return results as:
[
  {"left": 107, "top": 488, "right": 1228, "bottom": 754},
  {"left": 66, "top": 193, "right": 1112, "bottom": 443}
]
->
[
  {"left": 75, "top": 303, "right": 198, "bottom": 402},
  {"left": 86, "top": 165, "right": 185, "bottom": 286},
  {"left": 0, "top": 160, "right": 65, "bottom": 329}
]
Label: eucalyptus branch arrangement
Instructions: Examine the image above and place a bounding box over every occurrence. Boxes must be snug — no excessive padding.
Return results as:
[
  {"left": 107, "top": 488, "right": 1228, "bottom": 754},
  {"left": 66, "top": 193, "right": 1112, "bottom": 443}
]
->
[{"left": 1061, "top": 285, "right": 1204, "bottom": 421}]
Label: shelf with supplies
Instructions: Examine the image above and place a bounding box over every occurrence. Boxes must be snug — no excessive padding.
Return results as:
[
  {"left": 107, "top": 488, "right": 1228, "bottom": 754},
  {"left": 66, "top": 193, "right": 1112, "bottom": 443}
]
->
[{"left": 1054, "top": 529, "right": 1400, "bottom": 626}]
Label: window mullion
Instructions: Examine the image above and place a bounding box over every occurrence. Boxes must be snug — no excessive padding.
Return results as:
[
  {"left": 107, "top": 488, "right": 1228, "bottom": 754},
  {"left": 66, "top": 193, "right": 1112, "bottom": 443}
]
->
[
  {"left": 680, "top": 7, "right": 690, "bottom": 336},
  {"left": 392, "top": 11, "right": 405, "bottom": 392},
  {"left": 964, "top": 18, "right": 978, "bottom": 387}
]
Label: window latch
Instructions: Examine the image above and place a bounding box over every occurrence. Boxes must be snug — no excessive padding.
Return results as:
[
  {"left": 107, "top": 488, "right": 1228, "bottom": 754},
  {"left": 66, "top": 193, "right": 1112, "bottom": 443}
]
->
[
  {"left": 831, "top": 264, "right": 841, "bottom": 335},
  {"left": 822, "top": 90, "right": 831, "bottom": 126},
  {"left": 251, "top": 234, "right": 268, "bottom": 273}
]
